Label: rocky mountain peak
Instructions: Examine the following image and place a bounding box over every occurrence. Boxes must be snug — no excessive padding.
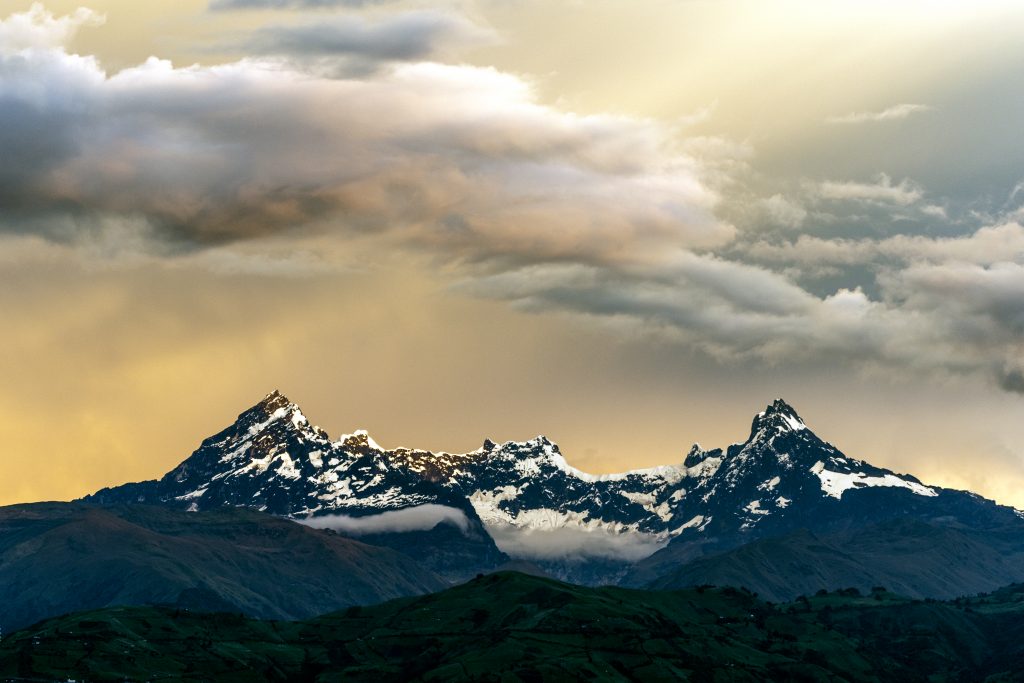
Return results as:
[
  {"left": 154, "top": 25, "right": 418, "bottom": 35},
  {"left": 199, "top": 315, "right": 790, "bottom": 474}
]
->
[
  {"left": 747, "top": 398, "right": 808, "bottom": 441},
  {"left": 683, "top": 443, "right": 719, "bottom": 468},
  {"left": 258, "top": 389, "right": 290, "bottom": 409},
  {"left": 85, "top": 391, "right": 1022, "bottom": 577},
  {"left": 337, "top": 430, "right": 383, "bottom": 452}
]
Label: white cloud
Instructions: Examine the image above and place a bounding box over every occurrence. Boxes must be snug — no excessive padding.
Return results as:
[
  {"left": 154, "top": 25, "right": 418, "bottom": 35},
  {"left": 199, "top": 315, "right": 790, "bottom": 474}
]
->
[
  {"left": 299, "top": 504, "right": 472, "bottom": 534},
  {"left": 1008, "top": 179, "right": 1024, "bottom": 206},
  {"left": 826, "top": 103, "right": 932, "bottom": 125},
  {"left": 746, "top": 222, "right": 1024, "bottom": 268},
  {"left": 760, "top": 193, "right": 807, "bottom": 229},
  {"left": 817, "top": 173, "right": 923, "bottom": 205},
  {"left": 484, "top": 521, "right": 668, "bottom": 562},
  {"left": 921, "top": 204, "right": 949, "bottom": 219},
  {"left": 0, "top": 3, "right": 103, "bottom": 53}
]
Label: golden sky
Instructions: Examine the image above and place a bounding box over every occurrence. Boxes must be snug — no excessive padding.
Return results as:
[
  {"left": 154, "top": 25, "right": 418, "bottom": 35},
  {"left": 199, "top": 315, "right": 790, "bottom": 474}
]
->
[{"left": 3, "top": 0, "right": 1024, "bottom": 508}]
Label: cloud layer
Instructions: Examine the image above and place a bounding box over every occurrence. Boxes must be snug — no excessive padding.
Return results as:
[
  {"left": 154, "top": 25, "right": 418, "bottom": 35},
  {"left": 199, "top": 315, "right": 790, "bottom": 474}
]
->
[{"left": 4, "top": 4, "right": 1024, "bottom": 400}]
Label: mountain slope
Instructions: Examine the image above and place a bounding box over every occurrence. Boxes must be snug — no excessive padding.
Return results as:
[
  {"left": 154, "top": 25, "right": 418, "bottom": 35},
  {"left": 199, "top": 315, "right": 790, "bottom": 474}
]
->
[
  {"left": 4, "top": 572, "right": 1024, "bottom": 682},
  {"left": 643, "top": 518, "right": 1024, "bottom": 601},
  {"left": 0, "top": 503, "right": 445, "bottom": 633}
]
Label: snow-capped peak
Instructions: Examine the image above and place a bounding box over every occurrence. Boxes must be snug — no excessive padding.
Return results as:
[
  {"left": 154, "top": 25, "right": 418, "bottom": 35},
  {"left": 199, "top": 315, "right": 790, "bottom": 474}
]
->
[
  {"left": 87, "top": 392, "right": 1024, "bottom": 569},
  {"left": 748, "top": 398, "right": 808, "bottom": 439},
  {"left": 253, "top": 389, "right": 300, "bottom": 418}
]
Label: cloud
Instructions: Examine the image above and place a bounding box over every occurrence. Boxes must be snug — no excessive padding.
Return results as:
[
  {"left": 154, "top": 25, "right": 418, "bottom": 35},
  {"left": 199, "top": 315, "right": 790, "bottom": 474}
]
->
[
  {"left": 460, "top": 231, "right": 1024, "bottom": 396},
  {"left": 211, "top": 0, "right": 398, "bottom": 9},
  {"left": 7, "top": 5, "right": 1024, "bottom": 401},
  {"left": 921, "top": 204, "right": 948, "bottom": 220},
  {"left": 237, "top": 11, "right": 495, "bottom": 66},
  {"left": 460, "top": 255, "right": 897, "bottom": 365},
  {"left": 997, "top": 366, "right": 1024, "bottom": 394},
  {"left": 298, "top": 504, "right": 472, "bottom": 534},
  {"left": 305, "top": 501, "right": 671, "bottom": 560},
  {"left": 745, "top": 222, "right": 1024, "bottom": 268},
  {"left": 1006, "top": 180, "right": 1024, "bottom": 210},
  {"left": 817, "top": 173, "right": 923, "bottom": 205},
  {"left": 826, "top": 103, "right": 932, "bottom": 125},
  {"left": 0, "top": 3, "right": 103, "bottom": 52},
  {"left": 483, "top": 521, "right": 669, "bottom": 562},
  {"left": 0, "top": 6, "right": 731, "bottom": 260},
  {"left": 760, "top": 193, "right": 807, "bottom": 229},
  {"left": 879, "top": 261, "right": 1024, "bottom": 391}
]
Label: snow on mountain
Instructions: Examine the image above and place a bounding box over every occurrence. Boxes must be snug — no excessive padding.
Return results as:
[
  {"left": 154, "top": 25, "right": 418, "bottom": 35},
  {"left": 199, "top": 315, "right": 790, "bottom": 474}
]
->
[{"left": 86, "top": 393, "right": 1021, "bottom": 566}]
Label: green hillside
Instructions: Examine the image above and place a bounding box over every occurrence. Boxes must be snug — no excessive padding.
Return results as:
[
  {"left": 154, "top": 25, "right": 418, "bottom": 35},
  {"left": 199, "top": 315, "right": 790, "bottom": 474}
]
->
[{"left": 3, "top": 573, "right": 1024, "bottom": 681}]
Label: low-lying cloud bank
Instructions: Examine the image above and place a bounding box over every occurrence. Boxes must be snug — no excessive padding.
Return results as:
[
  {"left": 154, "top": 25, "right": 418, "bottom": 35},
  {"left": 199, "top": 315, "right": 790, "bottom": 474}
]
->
[
  {"left": 484, "top": 522, "right": 669, "bottom": 562},
  {"left": 299, "top": 503, "right": 667, "bottom": 561},
  {"left": 299, "top": 504, "right": 471, "bottom": 535}
]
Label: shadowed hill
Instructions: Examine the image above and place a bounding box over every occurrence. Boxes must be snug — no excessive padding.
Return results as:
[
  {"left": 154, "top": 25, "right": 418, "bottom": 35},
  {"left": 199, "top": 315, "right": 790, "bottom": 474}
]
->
[
  {"left": 641, "top": 518, "right": 1024, "bottom": 601},
  {"left": 0, "top": 503, "right": 446, "bottom": 633}
]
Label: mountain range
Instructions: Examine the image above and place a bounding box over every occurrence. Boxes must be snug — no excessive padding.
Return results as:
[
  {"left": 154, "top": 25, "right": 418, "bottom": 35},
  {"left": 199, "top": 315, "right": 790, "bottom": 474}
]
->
[
  {"left": 2, "top": 389, "right": 1024, "bottom": 673},
  {"left": 84, "top": 391, "right": 1024, "bottom": 591}
]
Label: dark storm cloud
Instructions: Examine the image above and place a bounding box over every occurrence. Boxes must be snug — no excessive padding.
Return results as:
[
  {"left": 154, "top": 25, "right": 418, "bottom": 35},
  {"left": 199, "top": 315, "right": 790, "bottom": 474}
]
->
[
  {"left": 997, "top": 367, "right": 1024, "bottom": 394},
  {"left": 239, "top": 11, "right": 493, "bottom": 63}
]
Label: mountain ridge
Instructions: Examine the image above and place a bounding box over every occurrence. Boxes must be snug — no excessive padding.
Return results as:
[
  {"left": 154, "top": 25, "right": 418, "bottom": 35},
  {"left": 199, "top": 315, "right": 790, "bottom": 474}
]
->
[{"left": 84, "top": 391, "right": 1024, "bottom": 584}]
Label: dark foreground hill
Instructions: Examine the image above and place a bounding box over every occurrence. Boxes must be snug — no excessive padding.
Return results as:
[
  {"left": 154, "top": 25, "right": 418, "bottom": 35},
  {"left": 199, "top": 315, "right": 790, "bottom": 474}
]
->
[
  {"left": 3, "top": 572, "right": 1024, "bottom": 682},
  {"left": 0, "top": 503, "right": 445, "bottom": 633}
]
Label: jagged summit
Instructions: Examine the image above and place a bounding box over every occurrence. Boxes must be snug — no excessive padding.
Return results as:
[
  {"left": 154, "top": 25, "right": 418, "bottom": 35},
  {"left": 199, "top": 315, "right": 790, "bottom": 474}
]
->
[
  {"left": 229, "top": 390, "right": 326, "bottom": 444},
  {"left": 337, "top": 430, "right": 385, "bottom": 452},
  {"left": 242, "top": 389, "right": 299, "bottom": 421},
  {"left": 748, "top": 398, "right": 807, "bottom": 439},
  {"left": 260, "top": 388, "right": 289, "bottom": 406},
  {"left": 763, "top": 397, "right": 802, "bottom": 419}
]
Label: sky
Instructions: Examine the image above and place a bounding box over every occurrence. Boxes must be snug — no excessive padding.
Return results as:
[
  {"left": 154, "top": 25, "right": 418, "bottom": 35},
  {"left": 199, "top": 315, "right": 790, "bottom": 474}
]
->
[{"left": 3, "top": 0, "right": 1024, "bottom": 508}]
